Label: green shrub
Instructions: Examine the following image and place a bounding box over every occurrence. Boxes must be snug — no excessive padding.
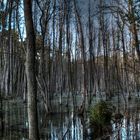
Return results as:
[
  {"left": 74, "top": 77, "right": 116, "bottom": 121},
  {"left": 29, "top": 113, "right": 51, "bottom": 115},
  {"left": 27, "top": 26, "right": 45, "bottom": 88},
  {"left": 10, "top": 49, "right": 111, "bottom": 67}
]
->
[{"left": 90, "top": 101, "right": 113, "bottom": 126}]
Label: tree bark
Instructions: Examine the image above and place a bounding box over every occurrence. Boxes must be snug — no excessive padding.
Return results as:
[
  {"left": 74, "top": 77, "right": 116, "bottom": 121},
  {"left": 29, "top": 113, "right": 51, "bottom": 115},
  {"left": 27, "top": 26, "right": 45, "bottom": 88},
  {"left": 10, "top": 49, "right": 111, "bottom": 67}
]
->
[{"left": 24, "top": 0, "right": 40, "bottom": 140}]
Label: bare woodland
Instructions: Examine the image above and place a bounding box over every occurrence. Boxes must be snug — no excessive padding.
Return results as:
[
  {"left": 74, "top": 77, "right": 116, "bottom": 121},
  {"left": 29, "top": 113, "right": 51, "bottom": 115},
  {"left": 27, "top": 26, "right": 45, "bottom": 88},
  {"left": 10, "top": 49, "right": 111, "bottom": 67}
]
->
[{"left": 0, "top": 0, "right": 140, "bottom": 139}]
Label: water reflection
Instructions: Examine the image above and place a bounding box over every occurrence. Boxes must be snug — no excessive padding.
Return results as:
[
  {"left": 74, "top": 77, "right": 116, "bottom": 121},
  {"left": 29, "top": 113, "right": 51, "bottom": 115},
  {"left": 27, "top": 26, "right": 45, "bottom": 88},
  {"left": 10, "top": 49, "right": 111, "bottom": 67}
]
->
[
  {"left": 40, "top": 112, "right": 84, "bottom": 140},
  {"left": 112, "top": 98, "right": 140, "bottom": 140},
  {"left": 0, "top": 100, "right": 28, "bottom": 140},
  {"left": 1, "top": 97, "right": 140, "bottom": 140}
]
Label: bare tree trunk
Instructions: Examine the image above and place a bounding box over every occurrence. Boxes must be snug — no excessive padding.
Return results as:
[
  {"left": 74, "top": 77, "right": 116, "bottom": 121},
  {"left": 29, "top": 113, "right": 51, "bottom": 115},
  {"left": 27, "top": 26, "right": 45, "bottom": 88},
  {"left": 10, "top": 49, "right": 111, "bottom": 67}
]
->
[
  {"left": 128, "top": 0, "right": 140, "bottom": 61},
  {"left": 24, "top": 0, "right": 40, "bottom": 140},
  {"left": 73, "top": 0, "right": 86, "bottom": 112}
]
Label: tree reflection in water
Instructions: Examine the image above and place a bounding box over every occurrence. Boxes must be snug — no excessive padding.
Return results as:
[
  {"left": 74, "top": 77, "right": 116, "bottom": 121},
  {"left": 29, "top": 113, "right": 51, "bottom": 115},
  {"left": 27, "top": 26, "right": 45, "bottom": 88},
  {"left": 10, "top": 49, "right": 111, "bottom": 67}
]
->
[{"left": 1, "top": 97, "right": 140, "bottom": 140}]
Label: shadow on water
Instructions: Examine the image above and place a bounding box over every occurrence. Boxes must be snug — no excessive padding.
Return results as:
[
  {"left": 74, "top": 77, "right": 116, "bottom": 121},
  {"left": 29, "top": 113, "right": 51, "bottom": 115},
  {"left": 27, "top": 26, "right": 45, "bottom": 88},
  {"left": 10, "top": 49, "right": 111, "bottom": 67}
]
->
[
  {"left": 1, "top": 96, "right": 140, "bottom": 140},
  {"left": 0, "top": 100, "right": 28, "bottom": 140}
]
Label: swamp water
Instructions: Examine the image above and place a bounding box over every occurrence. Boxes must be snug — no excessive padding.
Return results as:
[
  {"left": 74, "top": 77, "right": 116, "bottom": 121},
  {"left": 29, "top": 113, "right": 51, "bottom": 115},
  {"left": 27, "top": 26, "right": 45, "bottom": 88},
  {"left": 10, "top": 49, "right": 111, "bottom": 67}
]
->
[{"left": 1, "top": 95, "right": 140, "bottom": 140}]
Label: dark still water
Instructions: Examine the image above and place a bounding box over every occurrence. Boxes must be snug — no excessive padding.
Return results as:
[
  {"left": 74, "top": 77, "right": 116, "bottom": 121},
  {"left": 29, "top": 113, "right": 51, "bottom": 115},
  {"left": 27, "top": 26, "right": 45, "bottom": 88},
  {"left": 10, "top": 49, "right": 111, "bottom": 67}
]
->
[{"left": 1, "top": 96, "right": 140, "bottom": 140}]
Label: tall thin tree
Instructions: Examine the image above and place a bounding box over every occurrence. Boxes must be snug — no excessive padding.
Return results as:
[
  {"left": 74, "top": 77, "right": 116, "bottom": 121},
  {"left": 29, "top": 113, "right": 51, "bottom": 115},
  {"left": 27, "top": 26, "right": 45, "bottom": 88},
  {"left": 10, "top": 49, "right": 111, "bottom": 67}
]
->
[{"left": 24, "top": 0, "right": 40, "bottom": 140}]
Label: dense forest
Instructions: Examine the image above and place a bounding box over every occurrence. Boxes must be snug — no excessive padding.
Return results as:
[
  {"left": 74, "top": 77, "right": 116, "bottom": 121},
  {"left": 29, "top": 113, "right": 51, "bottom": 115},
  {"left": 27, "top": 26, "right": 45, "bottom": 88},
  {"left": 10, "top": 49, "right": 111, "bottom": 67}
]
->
[{"left": 0, "top": 0, "right": 140, "bottom": 140}]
